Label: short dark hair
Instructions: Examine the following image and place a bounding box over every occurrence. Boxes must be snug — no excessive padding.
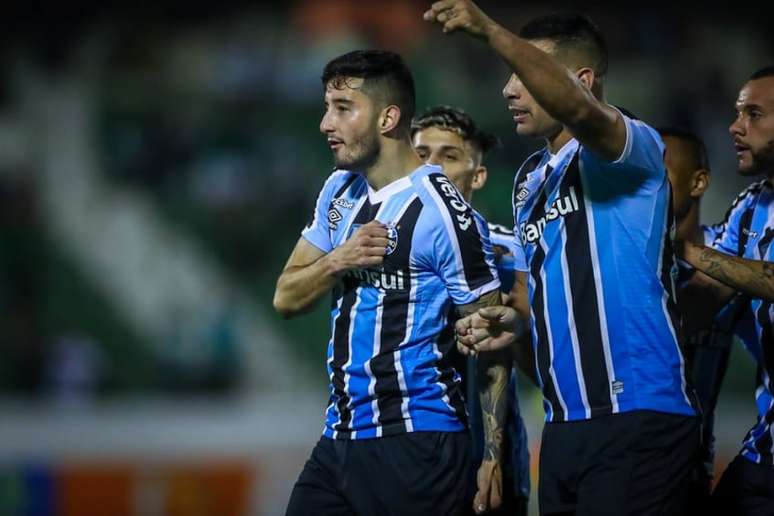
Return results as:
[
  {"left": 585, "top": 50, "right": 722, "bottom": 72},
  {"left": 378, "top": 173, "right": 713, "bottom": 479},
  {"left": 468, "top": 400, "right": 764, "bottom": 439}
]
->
[
  {"left": 322, "top": 50, "right": 415, "bottom": 131},
  {"left": 657, "top": 126, "right": 710, "bottom": 172},
  {"left": 519, "top": 13, "right": 608, "bottom": 77},
  {"left": 411, "top": 105, "right": 499, "bottom": 156},
  {"left": 750, "top": 66, "right": 774, "bottom": 81}
]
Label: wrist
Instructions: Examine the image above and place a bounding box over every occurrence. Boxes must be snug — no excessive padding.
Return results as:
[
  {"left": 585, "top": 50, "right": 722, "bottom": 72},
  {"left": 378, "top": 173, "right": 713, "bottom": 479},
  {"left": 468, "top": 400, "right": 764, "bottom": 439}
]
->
[
  {"left": 321, "top": 250, "right": 348, "bottom": 278},
  {"left": 484, "top": 21, "right": 507, "bottom": 46}
]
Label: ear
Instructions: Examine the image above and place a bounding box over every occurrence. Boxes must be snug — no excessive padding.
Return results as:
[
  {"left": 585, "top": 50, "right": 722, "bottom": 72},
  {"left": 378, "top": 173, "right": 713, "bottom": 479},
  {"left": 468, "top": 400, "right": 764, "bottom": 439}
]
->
[
  {"left": 471, "top": 165, "right": 488, "bottom": 192},
  {"left": 379, "top": 105, "right": 402, "bottom": 134},
  {"left": 690, "top": 169, "right": 710, "bottom": 198},
  {"left": 575, "top": 67, "right": 596, "bottom": 91}
]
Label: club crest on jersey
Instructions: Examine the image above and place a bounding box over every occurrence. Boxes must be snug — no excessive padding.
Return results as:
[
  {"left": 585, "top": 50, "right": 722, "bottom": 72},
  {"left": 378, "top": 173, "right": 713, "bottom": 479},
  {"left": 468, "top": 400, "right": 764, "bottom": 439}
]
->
[
  {"left": 432, "top": 175, "right": 473, "bottom": 231},
  {"left": 385, "top": 224, "right": 399, "bottom": 255},
  {"left": 519, "top": 186, "right": 580, "bottom": 244},
  {"left": 328, "top": 207, "right": 342, "bottom": 230}
]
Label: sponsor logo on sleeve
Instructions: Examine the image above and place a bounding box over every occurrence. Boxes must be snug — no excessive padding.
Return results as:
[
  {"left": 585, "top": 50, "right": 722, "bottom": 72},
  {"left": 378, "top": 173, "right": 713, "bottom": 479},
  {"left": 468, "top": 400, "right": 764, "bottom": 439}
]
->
[{"left": 432, "top": 175, "right": 473, "bottom": 231}]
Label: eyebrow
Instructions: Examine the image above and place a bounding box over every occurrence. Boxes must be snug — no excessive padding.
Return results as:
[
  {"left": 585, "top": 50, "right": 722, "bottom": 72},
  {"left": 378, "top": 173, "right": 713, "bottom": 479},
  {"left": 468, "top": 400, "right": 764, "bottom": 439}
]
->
[{"left": 737, "top": 102, "right": 764, "bottom": 111}]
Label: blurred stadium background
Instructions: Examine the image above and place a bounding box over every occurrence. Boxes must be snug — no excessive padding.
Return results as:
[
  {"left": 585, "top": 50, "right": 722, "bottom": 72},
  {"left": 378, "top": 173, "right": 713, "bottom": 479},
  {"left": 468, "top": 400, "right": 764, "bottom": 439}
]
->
[{"left": 1, "top": 1, "right": 772, "bottom": 515}]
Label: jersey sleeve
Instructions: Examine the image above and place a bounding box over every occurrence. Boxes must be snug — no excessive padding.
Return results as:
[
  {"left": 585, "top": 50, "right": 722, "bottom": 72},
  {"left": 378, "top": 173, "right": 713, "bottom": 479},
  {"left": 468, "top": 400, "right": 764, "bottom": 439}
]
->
[
  {"left": 711, "top": 185, "right": 759, "bottom": 256},
  {"left": 510, "top": 227, "right": 529, "bottom": 272},
  {"left": 300, "top": 170, "right": 347, "bottom": 253},
  {"left": 421, "top": 173, "right": 501, "bottom": 305},
  {"left": 611, "top": 112, "right": 666, "bottom": 176}
]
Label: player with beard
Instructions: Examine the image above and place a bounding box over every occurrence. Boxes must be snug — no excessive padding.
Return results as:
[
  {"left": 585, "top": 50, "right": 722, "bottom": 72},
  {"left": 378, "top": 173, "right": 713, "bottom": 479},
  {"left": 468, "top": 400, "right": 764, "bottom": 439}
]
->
[
  {"left": 675, "top": 67, "right": 774, "bottom": 516},
  {"left": 274, "top": 50, "right": 510, "bottom": 516}
]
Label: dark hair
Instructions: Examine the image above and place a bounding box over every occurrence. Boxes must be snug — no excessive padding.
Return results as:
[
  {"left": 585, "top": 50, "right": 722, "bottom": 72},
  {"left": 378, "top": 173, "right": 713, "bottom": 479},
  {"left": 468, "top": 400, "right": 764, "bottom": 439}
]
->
[
  {"left": 657, "top": 126, "right": 710, "bottom": 172},
  {"left": 750, "top": 66, "right": 774, "bottom": 81},
  {"left": 411, "top": 105, "right": 499, "bottom": 156},
  {"left": 519, "top": 13, "right": 608, "bottom": 77},
  {"left": 322, "top": 50, "right": 415, "bottom": 131}
]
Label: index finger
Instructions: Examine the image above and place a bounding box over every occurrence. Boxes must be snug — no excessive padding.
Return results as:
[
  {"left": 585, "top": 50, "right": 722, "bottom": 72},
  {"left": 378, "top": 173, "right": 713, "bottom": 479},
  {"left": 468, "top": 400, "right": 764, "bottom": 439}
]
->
[{"left": 423, "top": 0, "right": 457, "bottom": 20}]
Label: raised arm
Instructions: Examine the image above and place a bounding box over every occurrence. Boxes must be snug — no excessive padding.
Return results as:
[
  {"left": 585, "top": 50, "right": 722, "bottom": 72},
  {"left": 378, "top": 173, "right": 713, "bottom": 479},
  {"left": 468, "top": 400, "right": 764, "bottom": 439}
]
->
[
  {"left": 424, "top": 0, "right": 626, "bottom": 161},
  {"left": 273, "top": 221, "right": 388, "bottom": 318}
]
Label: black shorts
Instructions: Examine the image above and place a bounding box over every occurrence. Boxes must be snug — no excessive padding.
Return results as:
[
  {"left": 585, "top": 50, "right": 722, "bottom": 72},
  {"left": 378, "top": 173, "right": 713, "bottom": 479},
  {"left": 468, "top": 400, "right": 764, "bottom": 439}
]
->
[
  {"left": 711, "top": 455, "right": 774, "bottom": 516},
  {"left": 286, "top": 431, "right": 474, "bottom": 516},
  {"left": 539, "top": 410, "right": 700, "bottom": 516}
]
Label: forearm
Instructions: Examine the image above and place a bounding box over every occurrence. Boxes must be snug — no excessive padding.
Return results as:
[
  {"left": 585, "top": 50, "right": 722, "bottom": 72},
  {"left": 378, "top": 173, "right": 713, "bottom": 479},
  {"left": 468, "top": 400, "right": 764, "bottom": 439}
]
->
[
  {"left": 485, "top": 23, "right": 597, "bottom": 128},
  {"left": 273, "top": 253, "right": 341, "bottom": 318},
  {"left": 476, "top": 348, "right": 510, "bottom": 462},
  {"left": 684, "top": 242, "right": 774, "bottom": 302}
]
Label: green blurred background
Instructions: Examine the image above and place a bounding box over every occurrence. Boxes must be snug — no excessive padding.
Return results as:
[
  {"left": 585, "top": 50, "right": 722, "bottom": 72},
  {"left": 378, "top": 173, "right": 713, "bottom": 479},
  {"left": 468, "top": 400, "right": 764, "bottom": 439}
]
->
[{"left": 0, "top": 1, "right": 772, "bottom": 514}]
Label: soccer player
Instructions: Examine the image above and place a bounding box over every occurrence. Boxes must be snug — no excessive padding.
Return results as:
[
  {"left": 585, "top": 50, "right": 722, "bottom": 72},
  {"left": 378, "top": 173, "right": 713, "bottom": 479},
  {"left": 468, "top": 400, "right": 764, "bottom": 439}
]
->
[
  {"left": 675, "top": 66, "right": 774, "bottom": 516},
  {"left": 411, "top": 105, "right": 530, "bottom": 516},
  {"left": 425, "top": 3, "right": 700, "bottom": 515},
  {"left": 273, "top": 50, "right": 510, "bottom": 516}
]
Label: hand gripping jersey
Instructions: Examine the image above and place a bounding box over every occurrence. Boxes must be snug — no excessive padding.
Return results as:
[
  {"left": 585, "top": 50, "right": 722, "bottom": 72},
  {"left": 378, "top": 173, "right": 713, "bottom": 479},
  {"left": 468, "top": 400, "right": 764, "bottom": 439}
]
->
[
  {"left": 510, "top": 113, "right": 697, "bottom": 422},
  {"left": 302, "top": 164, "right": 500, "bottom": 439},
  {"left": 712, "top": 179, "right": 774, "bottom": 465}
]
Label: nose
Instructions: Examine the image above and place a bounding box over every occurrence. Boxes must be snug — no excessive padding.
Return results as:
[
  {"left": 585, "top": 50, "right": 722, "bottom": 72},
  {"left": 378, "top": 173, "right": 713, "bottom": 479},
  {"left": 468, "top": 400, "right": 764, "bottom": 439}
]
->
[
  {"left": 729, "top": 114, "right": 744, "bottom": 138},
  {"left": 426, "top": 153, "right": 443, "bottom": 167},
  {"left": 320, "top": 111, "right": 334, "bottom": 135},
  {"left": 502, "top": 74, "right": 521, "bottom": 101}
]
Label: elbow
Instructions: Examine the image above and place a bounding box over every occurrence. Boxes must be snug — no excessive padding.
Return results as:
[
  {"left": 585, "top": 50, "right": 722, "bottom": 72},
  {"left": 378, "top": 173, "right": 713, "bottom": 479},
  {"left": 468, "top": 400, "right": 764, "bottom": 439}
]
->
[{"left": 272, "top": 287, "right": 299, "bottom": 319}]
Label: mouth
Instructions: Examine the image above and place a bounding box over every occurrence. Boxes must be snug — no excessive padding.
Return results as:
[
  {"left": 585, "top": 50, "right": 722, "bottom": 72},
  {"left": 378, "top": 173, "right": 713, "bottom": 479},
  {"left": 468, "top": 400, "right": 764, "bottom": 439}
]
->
[
  {"left": 508, "top": 106, "right": 530, "bottom": 123},
  {"left": 734, "top": 141, "right": 750, "bottom": 157},
  {"left": 327, "top": 138, "right": 344, "bottom": 151}
]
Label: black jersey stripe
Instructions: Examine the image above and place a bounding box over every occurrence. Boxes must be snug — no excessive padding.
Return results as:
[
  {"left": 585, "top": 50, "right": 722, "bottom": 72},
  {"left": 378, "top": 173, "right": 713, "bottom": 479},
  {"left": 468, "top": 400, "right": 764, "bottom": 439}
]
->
[
  {"left": 331, "top": 199, "right": 373, "bottom": 436},
  {"left": 525, "top": 167, "right": 565, "bottom": 421},
  {"left": 561, "top": 155, "right": 614, "bottom": 416},
  {"left": 433, "top": 315, "right": 469, "bottom": 426},
  {"left": 372, "top": 197, "right": 424, "bottom": 433}
]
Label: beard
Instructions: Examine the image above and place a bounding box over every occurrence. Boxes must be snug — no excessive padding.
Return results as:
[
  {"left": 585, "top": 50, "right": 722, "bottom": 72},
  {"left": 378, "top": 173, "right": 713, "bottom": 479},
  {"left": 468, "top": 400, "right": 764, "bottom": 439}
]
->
[
  {"left": 334, "top": 131, "right": 381, "bottom": 172},
  {"left": 739, "top": 139, "right": 774, "bottom": 176}
]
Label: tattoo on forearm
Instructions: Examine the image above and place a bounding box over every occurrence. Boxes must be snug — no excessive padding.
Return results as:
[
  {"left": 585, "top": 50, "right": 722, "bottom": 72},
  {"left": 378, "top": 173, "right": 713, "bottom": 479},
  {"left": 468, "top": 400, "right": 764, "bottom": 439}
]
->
[
  {"left": 695, "top": 244, "right": 774, "bottom": 301},
  {"left": 477, "top": 352, "right": 509, "bottom": 461}
]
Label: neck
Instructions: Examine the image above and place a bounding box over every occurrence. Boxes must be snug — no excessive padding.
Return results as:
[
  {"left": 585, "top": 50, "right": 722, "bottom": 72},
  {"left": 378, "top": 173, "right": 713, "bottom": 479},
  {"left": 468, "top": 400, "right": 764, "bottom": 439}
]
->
[
  {"left": 546, "top": 127, "right": 574, "bottom": 154},
  {"left": 675, "top": 202, "right": 703, "bottom": 244},
  {"left": 365, "top": 137, "right": 423, "bottom": 191}
]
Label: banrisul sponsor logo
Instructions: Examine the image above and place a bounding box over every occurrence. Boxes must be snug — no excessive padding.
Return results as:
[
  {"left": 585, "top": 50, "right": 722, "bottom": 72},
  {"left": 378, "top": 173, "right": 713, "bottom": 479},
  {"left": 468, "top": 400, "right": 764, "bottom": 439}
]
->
[
  {"left": 347, "top": 266, "right": 407, "bottom": 291},
  {"left": 433, "top": 175, "right": 473, "bottom": 231},
  {"left": 520, "top": 187, "right": 580, "bottom": 244}
]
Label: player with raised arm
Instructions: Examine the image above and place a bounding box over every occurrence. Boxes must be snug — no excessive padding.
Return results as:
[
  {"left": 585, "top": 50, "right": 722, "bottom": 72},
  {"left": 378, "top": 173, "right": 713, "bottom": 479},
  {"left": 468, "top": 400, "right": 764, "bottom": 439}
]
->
[
  {"left": 425, "top": 3, "right": 699, "bottom": 515},
  {"left": 274, "top": 50, "right": 509, "bottom": 516},
  {"left": 412, "top": 105, "right": 531, "bottom": 516}
]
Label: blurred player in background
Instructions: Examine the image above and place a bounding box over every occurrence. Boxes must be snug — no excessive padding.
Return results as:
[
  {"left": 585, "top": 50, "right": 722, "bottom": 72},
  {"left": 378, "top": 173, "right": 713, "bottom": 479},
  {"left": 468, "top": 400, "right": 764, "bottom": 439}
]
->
[
  {"left": 425, "top": 2, "right": 700, "bottom": 515},
  {"left": 412, "top": 105, "right": 530, "bottom": 516},
  {"left": 659, "top": 126, "right": 748, "bottom": 512},
  {"left": 676, "top": 66, "right": 774, "bottom": 516},
  {"left": 274, "top": 49, "right": 509, "bottom": 515}
]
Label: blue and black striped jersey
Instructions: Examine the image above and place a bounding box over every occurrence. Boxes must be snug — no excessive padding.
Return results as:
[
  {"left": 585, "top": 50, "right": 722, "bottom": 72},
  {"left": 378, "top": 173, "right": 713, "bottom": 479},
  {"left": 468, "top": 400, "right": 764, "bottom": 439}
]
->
[
  {"left": 510, "top": 113, "right": 697, "bottom": 422},
  {"left": 302, "top": 164, "right": 500, "bottom": 439},
  {"left": 711, "top": 179, "right": 774, "bottom": 466}
]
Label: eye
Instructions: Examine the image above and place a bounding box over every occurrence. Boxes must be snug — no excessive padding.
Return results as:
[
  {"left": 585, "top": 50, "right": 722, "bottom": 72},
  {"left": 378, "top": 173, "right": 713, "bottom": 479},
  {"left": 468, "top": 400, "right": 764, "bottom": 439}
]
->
[
  {"left": 337, "top": 105, "right": 350, "bottom": 113},
  {"left": 445, "top": 153, "right": 459, "bottom": 162},
  {"left": 416, "top": 150, "right": 428, "bottom": 159},
  {"left": 750, "top": 110, "right": 763, "bottom": 120}
]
